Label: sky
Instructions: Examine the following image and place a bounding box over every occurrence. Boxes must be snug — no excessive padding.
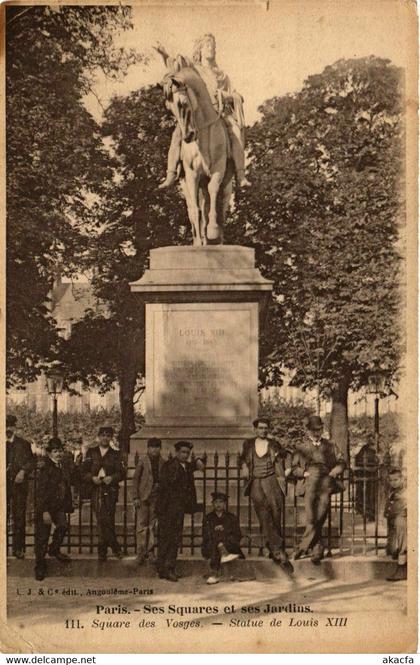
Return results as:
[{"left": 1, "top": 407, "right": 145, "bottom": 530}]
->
[{"left": 86, "top": 0, "right": 413, "bottom": 125}]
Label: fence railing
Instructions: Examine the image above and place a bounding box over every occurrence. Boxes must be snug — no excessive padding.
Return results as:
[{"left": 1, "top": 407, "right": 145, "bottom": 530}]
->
[{"left": 7, "top": 450, "right": 406, "bottom": 558}]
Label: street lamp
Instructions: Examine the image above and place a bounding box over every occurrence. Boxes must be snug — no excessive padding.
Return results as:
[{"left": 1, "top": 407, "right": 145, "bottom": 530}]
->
[
  {"left": 46, "top": 367, "right": 64, "bottom": 437},
  {"left": 367, "top": 369, "right": 387, "bottom": 452}
]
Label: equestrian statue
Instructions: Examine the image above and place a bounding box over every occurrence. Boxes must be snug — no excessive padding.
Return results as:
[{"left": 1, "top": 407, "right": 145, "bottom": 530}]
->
[{"left": 155, "top": 34, "right": 250, "bottom": 246}]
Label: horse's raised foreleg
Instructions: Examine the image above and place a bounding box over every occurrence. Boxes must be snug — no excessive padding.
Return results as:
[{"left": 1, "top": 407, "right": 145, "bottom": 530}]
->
[
  {"left": 206, "top": 172, "right": 223, "bottom": 242},
  {"left": 184, "top": 168, "right": 202, "bottom": 247}
]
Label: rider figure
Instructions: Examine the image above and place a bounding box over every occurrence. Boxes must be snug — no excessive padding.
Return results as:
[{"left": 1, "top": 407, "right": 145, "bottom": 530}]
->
[{"left": 155, "top": 34, "right": 251, "bottom": 189}]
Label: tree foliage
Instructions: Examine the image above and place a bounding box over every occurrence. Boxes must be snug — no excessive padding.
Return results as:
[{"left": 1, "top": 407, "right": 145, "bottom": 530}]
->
[
  {"left": 231, "top": 57, "right": 403, "bottom": 451},
  {"left": 6, "top": 5, "right": 138, "bottom": 386},
  {"left": 60, "top": 85, "right": 187, "bottom": 446}
]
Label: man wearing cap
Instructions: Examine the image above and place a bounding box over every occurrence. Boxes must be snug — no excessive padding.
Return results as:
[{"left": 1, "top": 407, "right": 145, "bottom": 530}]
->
[
  {"left": 240, "top": 418, "right": 293, "bottom": 573},
  {"left": 132, "top": 438, "right": 165, "bottom": 564},
  {"left": 6, "top": 414, "right": 35, "bottom": 559},
  {"left": 34, "top": 437, "right": 78, "bottom": 581},
  {"left": 157, "top": 441, "right": 204, "bottom": 581},
  {"left": 82, "top": 426, "right": 126, "bottom": 561},
  {"left": 292, "top": 415, "right": 346, "bottom": 564},
  {"left": 202, "top": 491, "right": 244, "bottom": 584}
]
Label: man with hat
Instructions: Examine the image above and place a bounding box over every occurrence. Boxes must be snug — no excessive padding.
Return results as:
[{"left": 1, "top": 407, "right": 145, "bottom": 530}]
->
[
  {"left": 82, "top": 426, "right": 125, "bottom": 561},
  {"left": 157, "top": 441, "right": 204, "bottom": 581},
  {"left": 6, "top": 414, "right": 35, "bottom": 559},
  {"left": 201, "top": 491, "right": 244, "bottom": 584},
  {"left": 132, "top": 438, "right": 165, "bottom": 564},
  {"left": 240, "top": 417, "right": 293, "bottom": 573},
  {"left": 292, "top": 415, "right": 346, "bottom": 564},
  {"left": 34, "top": 437, "right": 78, "bottom": 581}
]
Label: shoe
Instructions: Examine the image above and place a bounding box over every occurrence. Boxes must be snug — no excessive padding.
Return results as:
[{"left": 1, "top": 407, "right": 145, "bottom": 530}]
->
[
  {"left": 136, "top": 556, "right": 146, "bottom": 566},
  {"left": 220, "top": 552, "right": 240, "bottom": 564},
  {"left": 206, "top": 575, "right": 220, "bottom": 585},
  {"left": 158, "top": 172, "right": 177, "bottom": 189},
  {"left": 294, "top": 550, "right": 305, "bottom": 561},
  {"left": 386, "top": 564, "right": 407, "bottom": 582},
  {"left": 13, "top": 550, "right": 24, "bottom": 560},
  {"left": 280, "top": 559, "right": 294, "bottom": 575},
  {"left": 49, "top": 550, "right": 72, "bottom": 563},
  {"left": 311, "top": 546, "right": 324, "bottom": 565},
  {"left": 35, "top": 567, "right": 46, "bottom": 581},
  {"left": 160, "top": 572, "right": 178, "bottom": 582},
  {"left": 98, "top": 553, "right": 107, "bottom": 562},
  {"left": 311, "top": 555, "right": 322, "bottom": 566},
  {"left": 113, "top": 551, "right": 124, "bottom": 559}
]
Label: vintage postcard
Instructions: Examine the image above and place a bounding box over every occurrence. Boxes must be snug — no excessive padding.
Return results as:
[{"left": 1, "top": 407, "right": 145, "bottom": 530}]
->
[{"left": 1, "top": 0, "right": 418, "bottom": 654}]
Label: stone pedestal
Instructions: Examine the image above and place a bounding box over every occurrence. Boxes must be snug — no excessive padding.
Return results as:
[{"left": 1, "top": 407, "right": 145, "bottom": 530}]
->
[{"left": 129, "top": 246, "right": 272, "bottom": 456}]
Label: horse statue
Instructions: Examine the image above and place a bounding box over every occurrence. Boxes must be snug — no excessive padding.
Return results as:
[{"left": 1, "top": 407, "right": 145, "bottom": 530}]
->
[{"left": 162, "top": 66, "right": 234, "bottom": 246}]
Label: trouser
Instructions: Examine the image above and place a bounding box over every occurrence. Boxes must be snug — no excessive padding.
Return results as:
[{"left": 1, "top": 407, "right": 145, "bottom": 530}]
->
[
  {"left": 299, "top": 473, "right": 333, "bottom": 554},
  {"left": 387, "top": 515, "right": 407, "bottom": 565},
  {"left": 165, "top": 120, "right": 245, "bottom": 176},
  {"left": 93, "top": 489, "right": 120, "bottom": 556},
  {"left": 136, "top": 487, "right": 158, "bottom": 559},
  {"left": 206, "top": 536, "right": 242, "bottom": 572},
  {"left": 35, "top": 510, "right": 67, "bottom": 570},
  {"left": 250, "top": 475, "right": 285, "bottom": 556},
  {"left": 157, "top": 509, "right": 184, "bottom": 574},
  {"left": 7, "top": 481, "right": 28, "bottom": 554}
]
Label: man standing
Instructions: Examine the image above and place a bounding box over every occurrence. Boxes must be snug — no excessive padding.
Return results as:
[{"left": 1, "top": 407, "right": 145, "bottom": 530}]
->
[
  {"left": 6, "top": 414, "right": 35, "bottom": 559},
  {"left": 240, "top": 418, "right": 293, "bottom": 573},
  {"left": 157, "top": 441, "right": 203, "bottom": 581},
  {"left": 201, "top": 491, "right": 244, "bottom": 585},
  {"left": 132, "top": 438, "right": 165, "bottom": 564},
  {"left": 292, "top": 415, "right": 346, "bottom": 564},
  {"left": 34, "top": 437, "right": 76, "bottom": 581},
  {"left": 82, "top": 426, "right": 125, "bottom": 561},
  {"left": 385, "top": 468, "right": 407, "bottom": 582}
]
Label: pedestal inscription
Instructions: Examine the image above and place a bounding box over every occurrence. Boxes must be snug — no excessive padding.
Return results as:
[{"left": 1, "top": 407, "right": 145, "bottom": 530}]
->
[{"left": 146, "top": 302, "right": 258, "bottom": 426}]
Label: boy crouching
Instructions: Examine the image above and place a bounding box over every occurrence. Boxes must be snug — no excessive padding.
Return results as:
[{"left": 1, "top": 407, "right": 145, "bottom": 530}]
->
[{"left": 201, "top": 491, "right": 244, "bottom": 585}]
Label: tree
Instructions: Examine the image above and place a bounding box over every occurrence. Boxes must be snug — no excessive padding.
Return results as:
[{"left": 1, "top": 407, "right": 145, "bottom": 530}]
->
[
  {"left": 61, "top": 85, "right": 187, "bottom": 449},
  {"left": 232, "top": 57, "right": 403, "bottom": 455},
  {"left": 6, "top": 5, "right": 138, "bottom": 386}
]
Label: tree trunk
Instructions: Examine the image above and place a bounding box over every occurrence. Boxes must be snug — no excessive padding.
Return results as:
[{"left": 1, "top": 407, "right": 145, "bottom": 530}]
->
[
  {"left": 330, "top": 375, "right": 351, "bottom": 461},
  {"left": 118, "top": 369, "right": 137, "bottom": 454}
]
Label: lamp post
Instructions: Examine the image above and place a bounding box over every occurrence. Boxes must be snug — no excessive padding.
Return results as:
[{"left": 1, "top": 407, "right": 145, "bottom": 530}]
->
[
  {"left": 367, "top": 370, "right": 386, "bottom": 452},
  {"left": 46, "top": 368, "right": 64, "bottom": 437}
]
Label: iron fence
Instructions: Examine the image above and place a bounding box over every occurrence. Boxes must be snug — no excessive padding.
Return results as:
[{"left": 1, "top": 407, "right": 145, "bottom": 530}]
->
[{"left": 7, "top": 449, "right": 406, "bottom": 558}]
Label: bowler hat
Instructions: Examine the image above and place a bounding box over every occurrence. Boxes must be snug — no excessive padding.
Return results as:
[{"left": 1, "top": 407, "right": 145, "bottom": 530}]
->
[
  {"left": 46, "top": 437, "right": 64, "bottom": 452},
  {"left": 174, "top": 440, "right": 193, "bottom": 451},
  {"left": 306, "top": 415, "right": 324, "bottom": 431},
  {"left": 211, "top": 491, "right": 227, "bottom": 502},
  {"left": 253, "top": 417, "right": 270, "bottom": 428},
  {"left": 98, "top": 426, "right": 114, "bottom": 436},
  {"left": 6, "top": 415, "right": 17, "bottom": 428}
]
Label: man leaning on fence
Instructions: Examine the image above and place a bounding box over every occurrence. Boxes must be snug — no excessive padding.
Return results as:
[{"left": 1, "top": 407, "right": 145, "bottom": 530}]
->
[
  {"left": 34, "top": 437, "right": 79, "bottom": 581},
  {"left": 6, "top": 414, "right": 35, "bottom": 559},
  {"left": 82, "top": 425, "right": 126, "bottom": 561},
  {"left": 385, "top": 467, "right": 407, "bottom": 582},
  {"left": 239, "top": 417, "right": 294, "bottom": 574},
  {"left": 157, "top": 441, "right": 204, "bottom": 582},
  {"left": 132, "top": 438, "right": 165, "bottom": 565},
  {"left": 292, "top": 415, "right": 346, "bottom": 565}
]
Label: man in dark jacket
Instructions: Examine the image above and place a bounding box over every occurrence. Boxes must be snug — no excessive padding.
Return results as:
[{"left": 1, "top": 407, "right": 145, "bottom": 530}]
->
[
  {"left": 157, "top": 441, "right": 204, "bottom": 581},
  {"left": 82, "top": 426, "right": 125, "bottom": 561},
  {"left": 239, "top": 418, "right": 293, "bottom": 573},
  {"left": 202, "top": 491, "right": 244, "bottom": 584},
  {"left": 6, "top": 414, "right": 35, "bottom": 558},
  {"left": 292, "top": 415, "right": 346, "bottom": 564},
  {"left": 34, "top": 437, "right": 77, "bottom": 581}
]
